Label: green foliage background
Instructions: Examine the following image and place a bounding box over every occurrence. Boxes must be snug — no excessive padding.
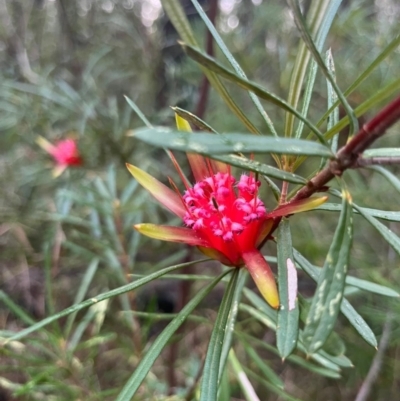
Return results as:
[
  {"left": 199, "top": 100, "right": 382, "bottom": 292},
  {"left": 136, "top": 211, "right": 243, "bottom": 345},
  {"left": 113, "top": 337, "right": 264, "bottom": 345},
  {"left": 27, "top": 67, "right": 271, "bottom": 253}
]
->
[{"left": 0, "top": 0, "right": 399, "bottom": 400}]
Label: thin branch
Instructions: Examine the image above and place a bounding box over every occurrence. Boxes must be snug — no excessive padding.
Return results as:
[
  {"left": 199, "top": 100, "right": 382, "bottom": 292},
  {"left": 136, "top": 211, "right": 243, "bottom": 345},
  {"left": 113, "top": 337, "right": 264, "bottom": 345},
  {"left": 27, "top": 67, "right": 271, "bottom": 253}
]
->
[
  {"left": 355, "top": 314, "right": 393, "bottom": 401},
  {"left": 292, "top": 95, "right": 400, "bottom": 202}
]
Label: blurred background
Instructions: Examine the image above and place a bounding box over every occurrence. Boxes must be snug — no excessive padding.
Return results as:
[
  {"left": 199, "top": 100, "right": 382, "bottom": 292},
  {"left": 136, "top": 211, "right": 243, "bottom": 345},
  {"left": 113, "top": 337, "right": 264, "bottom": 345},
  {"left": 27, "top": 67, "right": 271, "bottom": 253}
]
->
[{"left": 0, "top": 0, "right": 400, "bottom": 400}]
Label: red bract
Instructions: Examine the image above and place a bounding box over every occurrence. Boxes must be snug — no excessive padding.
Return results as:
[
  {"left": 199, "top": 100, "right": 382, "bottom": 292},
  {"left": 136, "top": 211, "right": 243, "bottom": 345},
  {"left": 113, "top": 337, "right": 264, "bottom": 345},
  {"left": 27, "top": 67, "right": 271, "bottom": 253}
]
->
[
  {"left": 37, "top": 136, "right": 82, "bottom": 177},
  {"left": 127, "top": 115, "right": 327, "bottom": 309}
]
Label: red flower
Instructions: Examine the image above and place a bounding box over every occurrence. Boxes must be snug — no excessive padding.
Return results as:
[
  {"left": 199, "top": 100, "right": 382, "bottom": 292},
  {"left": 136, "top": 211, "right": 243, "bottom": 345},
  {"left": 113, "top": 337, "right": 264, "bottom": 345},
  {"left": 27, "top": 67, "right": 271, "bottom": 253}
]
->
[
  {"left": 127, "top": 115, "right": 327, "bottom": 308},
  {"left": 37, "top": 136, "right": 82, "bottom": 177}
]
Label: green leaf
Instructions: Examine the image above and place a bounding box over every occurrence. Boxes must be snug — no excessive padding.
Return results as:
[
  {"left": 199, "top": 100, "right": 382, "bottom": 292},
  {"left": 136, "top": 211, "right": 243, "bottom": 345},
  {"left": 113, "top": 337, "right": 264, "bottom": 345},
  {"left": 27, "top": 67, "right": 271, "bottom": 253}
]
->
[
  {"left": 339, "top": 298, "right": 377, "bottom": 348},
  {"left": 277, "top": 219, "right": 299, "bottom": 359},
  {"left": 160, "top": 0, "right": 260, "bottom": 134},
  {"left": 180, "top": 43, "right": 327, "bottom": 144},
  {"left": 229, "top": 349, "right": 261, "bottom": 401},
  {"left": 345, "top": 276, "right": 399, "bottom": 298},
  {"left": 303, "top": 190, "right": 353, "bottom": 353},
  {"left": 115, "top": 269, "right": 230, "bottom": 401},
  {"left": 239, "top": 304, "right": 276, "bottom": 331},
  {"left": 243, "top": 288, "right": 278, "bottom": 324},
  {"left": 133, "top": 127, "right": 333, "bottom": 157},
  {"left": 64, "top": 258, "right": 99, "bottom": 338},
  {"left": 189, "top": 0, "right": 278, "bottom": 137},
  {"left": 363, "top": 148, "right": 400, "bottom": 158},
  {"left": 200, "top": 269, "right": 239, "bottom": 401},
  {"left": 288, "top": 0, "right": 358, "bottom": 136},
  {"left": 294, "top": 251, "right": 377, "bottom": 348},
  {"left": 369, "top": 165, "right": 400, "bottom": 195},
  {"left": 315, "top": 202, "right": 400, "bottom": 222},
  {"left": 354, "top": 203, "right": 400, "bottom": 257},
  {"left": 237, "top": 332, "right": 341, "bottom": 379},
  {"left": 244, "top": 368, "right": 306, "bottom": 401},
  {"left": 5, "top": 259, "right": 208, "bottom": 343},
  {"left": 294, "top": 1, "right": 342, "bottom": 140},
  {"left": 0, "top": 291, "right": 36, "bottom": 326},
  {"left": 294, "top": 76, "right": 400, "bottom": 170},
  {"left": 285, "top": 0, "right": 332, "bottom": 139},
  {"left": 218, "top": 269, "right": 247, "bottom": 383},
  {"left": 124, "top": 95, "right": 152, "bottom": 128},
  {"left": 243, "top": 341, "right": 284, "bottom": 389}
]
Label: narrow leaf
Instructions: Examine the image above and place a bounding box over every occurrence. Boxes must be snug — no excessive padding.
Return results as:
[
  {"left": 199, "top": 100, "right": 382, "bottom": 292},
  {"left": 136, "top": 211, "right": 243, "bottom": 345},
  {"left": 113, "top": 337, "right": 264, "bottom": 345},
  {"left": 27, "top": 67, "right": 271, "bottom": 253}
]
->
[
  {"left": 354, "top": 203, "right": 400, "bottom": 257},
  {"left": 200, "top": 269, "right": 239, "bottom": 401},
  {"left": 133, "top": 127, "right": 332, "bottom": 157},
  {"left": 189, "top": 0, "right": 278, "bottom": 137},
  {"left": 160, "top": 0, "right": 260, "bottom": 134},
  {"left": 229, "top": 349, "right": 261, "bottom": 401},
  {"left": 180, "top": 43, "right": 327, "bottom": 144},
  {"left": 303, "top": 190, "right": 353, "bottom": 353},
  {"left": 115, "top": 269, "right": 230, "bottom": 401},
  {"left": 369, "top": 165, "right": 400, "bottom": 195},
  {"left": 363, "top": 148, "right": 400, "bottom": 158},
  {"left": 294, "top": 251, "right": 377, "bottom": 348},
  {"left": 5, "top": 259, "right": 207, "bottom": 343},
  {"left": 288, "top": 0, "right": 358, "bottom": 136},
  {"left": 315, "top": 203, "right": 400, "bottom": 222},
  {"left": 277, "top": 219, "right": 299, "bottom": 359},
  {"left": 218, "top": 269, "right": 248, "bottom": 383}
]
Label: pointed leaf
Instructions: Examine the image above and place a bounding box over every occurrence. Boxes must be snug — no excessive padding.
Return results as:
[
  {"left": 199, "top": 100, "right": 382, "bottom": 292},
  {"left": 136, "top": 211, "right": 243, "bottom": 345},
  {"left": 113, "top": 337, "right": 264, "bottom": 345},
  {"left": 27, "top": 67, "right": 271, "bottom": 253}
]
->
[
  {"left": 362, "top": 148, "right": 400, "bottom": 158},
  {"left": 294, "top": 250, "right": 377, "bottom": 349},
  {"left": 189, "top": 0, "right": 278, "bottom": 137},
  {"left": 242, "top": 249, "right": 279, "bottom": 309},
  {"left": 229, "top": 349, "right": 261, "bottom": 401},
  {"left": 160, "top": 0, "right": 260, "bottom": 134},
  {"left": 315, "top": 202, "right": 400, "bottom": 222},
  {"left": 369, "top": 165, "right": 400, "bottom": 195},
  {"left": 269, "top": 196, "right": 328, "bottom": 218},
  {"left": 115, "top": 269, "right": 230, "bottom": 401},
  {"left": 277, "top": 219, "right": 299, "bottom": 359},
  {"left": 199, "top": 269, "right": 238, "bottom": 401},
  {"left": 303, "top": 190, "right": 353, "bottom": 353},
  {"left": 134, "top": 224, "right": 209, "bottom": 247},
  {"left": 126, "top": 163, "right": 186, "bottom": 218},
  {"left": 218, "top": 269, "right": 248, "bottom": 383},
  {"left": 345, "top": 276, "right": 399, "bottom": 298},
  {"left": 180, "top": 43, "right": 327, "bottom": 144},
  {"left": 243, "top": 342, "right": 284, "bottom": 389},
  {"left": 294, "top": 250, "right": 377, "bottom": 347},
  {"left": 354, "top": 203, "right": 400, "bottom": 257},
  {"left": 133, "top": 127, "right": 332, "bottom": 156},
  {"left": 5, "top": 259, "right": 207, "bottom": 343},
  {"left": 288, "top": 0, "right": 358, "bottom": 136}
]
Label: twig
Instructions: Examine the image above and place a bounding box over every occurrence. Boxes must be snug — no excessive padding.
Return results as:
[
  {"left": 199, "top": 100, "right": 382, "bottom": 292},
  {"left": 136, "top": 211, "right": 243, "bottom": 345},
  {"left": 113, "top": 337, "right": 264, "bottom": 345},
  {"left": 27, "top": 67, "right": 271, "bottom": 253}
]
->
[
  {"left": 292, "top": 95, "right": 400, "bottom": 202},
  {"left": 355, "top": 314, "right": 393, "bottom": 401}
]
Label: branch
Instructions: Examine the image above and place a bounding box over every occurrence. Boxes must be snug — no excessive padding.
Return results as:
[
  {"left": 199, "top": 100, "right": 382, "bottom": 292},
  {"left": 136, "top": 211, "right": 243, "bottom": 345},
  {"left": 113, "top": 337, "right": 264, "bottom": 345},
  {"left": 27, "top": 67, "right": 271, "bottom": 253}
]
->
[{"left": 292, "top": 95, "right": 400, "bottom": 202}]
